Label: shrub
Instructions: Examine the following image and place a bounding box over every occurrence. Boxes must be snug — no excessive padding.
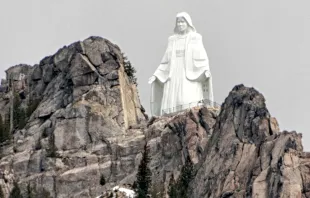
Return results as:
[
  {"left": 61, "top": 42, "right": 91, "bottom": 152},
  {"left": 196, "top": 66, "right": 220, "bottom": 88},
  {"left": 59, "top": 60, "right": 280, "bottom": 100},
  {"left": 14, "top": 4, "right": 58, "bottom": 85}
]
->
[{"left": 122, "top": 53, "right": 137, "bottom": 85}]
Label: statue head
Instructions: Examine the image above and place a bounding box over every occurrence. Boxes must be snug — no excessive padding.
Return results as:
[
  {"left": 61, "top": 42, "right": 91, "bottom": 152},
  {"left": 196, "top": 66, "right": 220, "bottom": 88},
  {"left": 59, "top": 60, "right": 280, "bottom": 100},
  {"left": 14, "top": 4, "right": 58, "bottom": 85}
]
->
[{"left": 174, "top": 12, "right": 196, "bottom": 34}]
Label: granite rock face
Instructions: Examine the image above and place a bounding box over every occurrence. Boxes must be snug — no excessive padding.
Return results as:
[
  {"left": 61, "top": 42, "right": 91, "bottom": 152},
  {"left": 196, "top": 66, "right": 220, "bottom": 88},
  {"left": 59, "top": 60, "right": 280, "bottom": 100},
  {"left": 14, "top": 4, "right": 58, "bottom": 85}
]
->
[
  {"left": 0, "top": 37, "right": 309, "bottom": 198},
  {"left": 191, "top": 85, "right": 310, "bottom": 198},
  {"left": 0, "top": 36, "right": 147, "bottom": 198}
]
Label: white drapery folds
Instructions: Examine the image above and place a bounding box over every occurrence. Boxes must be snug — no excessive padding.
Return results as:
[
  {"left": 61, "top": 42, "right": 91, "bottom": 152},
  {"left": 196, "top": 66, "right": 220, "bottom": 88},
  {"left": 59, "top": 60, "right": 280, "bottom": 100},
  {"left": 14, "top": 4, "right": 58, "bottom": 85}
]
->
[{"left": 150, "top": 12, "right": 214, "bottom": 116}]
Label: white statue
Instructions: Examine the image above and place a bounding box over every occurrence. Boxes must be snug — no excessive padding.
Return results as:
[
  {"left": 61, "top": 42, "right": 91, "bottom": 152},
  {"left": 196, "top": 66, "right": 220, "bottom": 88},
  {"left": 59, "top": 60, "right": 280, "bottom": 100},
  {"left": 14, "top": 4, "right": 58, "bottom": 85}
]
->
[{"left": 149, "top": 12, "right": 214, "bottom": 116}]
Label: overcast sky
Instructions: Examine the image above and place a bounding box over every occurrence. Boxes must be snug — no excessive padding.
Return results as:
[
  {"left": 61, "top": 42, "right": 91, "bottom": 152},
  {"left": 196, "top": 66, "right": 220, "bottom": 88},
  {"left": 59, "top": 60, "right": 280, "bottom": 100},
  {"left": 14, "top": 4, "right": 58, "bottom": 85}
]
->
[{"left": 1, "top": 0, "right": 309, "bottom": 149}]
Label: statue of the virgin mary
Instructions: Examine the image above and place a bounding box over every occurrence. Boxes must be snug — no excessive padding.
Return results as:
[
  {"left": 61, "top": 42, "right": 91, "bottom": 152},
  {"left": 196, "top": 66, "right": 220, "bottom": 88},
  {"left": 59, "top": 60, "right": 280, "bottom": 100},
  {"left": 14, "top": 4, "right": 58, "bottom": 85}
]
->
[{"left": 149, "top": 12, "right": 214, "bottom": 116}]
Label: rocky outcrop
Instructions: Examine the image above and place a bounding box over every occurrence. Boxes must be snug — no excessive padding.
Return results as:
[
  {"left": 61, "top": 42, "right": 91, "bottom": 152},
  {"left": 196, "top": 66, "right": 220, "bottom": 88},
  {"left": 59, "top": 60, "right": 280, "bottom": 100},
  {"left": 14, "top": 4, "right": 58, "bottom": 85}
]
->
[
  {"left": 0, "top": 36, "right": 147, "bottom": 198},
  {"left": 0, "top": 36, "right": 309, "bottom": 198},
  {"left": 190, "top": 85, "right": 310, "bottom": 198},
  {"left": 144, "top": 107, "right": 217, "bottom": 196}
]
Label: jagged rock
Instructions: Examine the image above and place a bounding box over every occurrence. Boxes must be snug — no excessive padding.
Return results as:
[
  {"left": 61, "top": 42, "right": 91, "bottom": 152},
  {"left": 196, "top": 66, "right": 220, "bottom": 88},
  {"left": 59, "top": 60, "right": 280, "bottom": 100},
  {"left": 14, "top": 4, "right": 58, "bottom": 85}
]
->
[
  {"left": 82, "top": 37, "right": 121, "bottom": 67},
  {"left": 70, "top": 53, "right": 98, "bottom": 87},
  {"left": 190, "top": 85, "right": 308, "bottom": 198},
  {"left": 270, "top": 117, "right": 280, "bottom": 134},
  {"left": 42, "top": 64, "right": 55, "bottom": 83},
  {"left": 31, "top": 64, "right": 42, "bottom": 81},
  {"left": 5, "top": 64, "right": 32, "bottom": 81},
  {"left": 0, "top": 36, "right": 148, "bottom": 198},
  {"left": 53, "top": 43, "right": 80, "bottom": 73},
  {"left": 97, "top": 59, "right": 120, "bottom": 76},
  {"left": 0, "top": 37, "right": 309, "bottom": 198}
]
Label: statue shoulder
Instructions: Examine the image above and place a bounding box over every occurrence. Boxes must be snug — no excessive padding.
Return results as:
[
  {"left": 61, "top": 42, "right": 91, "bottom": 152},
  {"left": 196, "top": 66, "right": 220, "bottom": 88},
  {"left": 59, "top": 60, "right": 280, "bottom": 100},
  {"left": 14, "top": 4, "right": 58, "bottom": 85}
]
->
[{"left": 191, "top": 32, "right": 202, "bottom": 41}]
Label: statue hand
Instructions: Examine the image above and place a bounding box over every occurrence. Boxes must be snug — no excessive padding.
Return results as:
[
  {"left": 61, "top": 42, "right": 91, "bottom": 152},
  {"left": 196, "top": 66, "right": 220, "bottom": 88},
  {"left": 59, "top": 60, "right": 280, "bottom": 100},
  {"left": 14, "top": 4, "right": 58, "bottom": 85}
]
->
[
  {"left": 205, "top": 71, "right": 211, "bottom": 78},
  {"left": 148, "top": 76, "right": 156, "bottom": 84}
]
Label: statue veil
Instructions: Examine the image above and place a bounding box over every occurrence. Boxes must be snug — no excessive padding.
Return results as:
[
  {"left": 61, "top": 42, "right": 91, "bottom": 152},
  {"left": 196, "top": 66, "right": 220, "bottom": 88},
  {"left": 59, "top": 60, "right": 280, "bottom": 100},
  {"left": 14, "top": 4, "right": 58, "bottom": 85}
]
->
[{"left": 174, "top": 12, "right": 196, "bottom": 33}]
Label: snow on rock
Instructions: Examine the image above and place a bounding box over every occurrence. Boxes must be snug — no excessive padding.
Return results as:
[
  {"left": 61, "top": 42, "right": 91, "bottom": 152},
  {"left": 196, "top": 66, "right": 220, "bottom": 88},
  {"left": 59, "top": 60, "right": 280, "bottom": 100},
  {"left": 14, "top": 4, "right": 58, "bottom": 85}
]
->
[
  {"left": 96, "top": 185, "right": 136, "bottom": 198},
  {"left": 113, "top": 186, "right": 135, "bottom": 198}
]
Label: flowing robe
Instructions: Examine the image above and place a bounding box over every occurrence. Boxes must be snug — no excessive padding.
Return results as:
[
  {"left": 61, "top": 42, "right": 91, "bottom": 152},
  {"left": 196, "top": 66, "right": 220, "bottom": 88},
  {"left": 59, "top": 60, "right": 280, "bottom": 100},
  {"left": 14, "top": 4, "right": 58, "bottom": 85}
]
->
[{"left": 150, "top": 32, "right": 214, "bottom": 116}]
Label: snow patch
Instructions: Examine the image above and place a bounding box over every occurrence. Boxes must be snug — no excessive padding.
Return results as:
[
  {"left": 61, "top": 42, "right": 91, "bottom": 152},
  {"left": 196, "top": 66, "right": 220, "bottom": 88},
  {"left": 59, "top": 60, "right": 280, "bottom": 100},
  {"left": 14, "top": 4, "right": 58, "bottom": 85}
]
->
[{"left": 113, "top": 186, "right": 135, "bottom": 198}]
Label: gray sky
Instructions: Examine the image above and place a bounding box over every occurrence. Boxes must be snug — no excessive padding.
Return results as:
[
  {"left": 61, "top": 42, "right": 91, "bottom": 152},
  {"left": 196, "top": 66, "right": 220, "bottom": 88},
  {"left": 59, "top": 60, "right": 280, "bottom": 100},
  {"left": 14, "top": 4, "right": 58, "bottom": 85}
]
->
[{"left": 1, "top": 1, "right": 309, "bottom": 149}]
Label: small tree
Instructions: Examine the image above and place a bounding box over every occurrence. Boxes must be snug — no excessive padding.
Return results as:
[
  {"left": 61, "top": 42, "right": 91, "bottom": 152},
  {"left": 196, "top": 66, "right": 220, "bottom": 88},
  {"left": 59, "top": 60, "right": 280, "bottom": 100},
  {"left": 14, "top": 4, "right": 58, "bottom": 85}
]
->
[
  {"left": 168, "top": 174, "right": 177, "bottom": 198},
  {"left": 13, "top": 93, "right": 21, "bottom": 129},
  {"left": 122, "top": 53, "right": 137, "bottom": 85},
  {"left": 100, "top": 174, "right": 106, "bottom": 186},
  {"left": 27, "top": 183, "right": 36, "bottom": 198},
  {"left": 3, "top": 114, "right": 11, "bottom": 140},
  {"left": 9, "top": 181, "right": 22, "bottom": 198},
  {"left": 39, "top": 188, "right": 52, "bottom": 198},
  {"left": 12, "top": 93, "right": 27, "bottom": 130},
  {"left": 135, "top": 143, "right": 152, "bottom": 198},
  {"left": 167, "top": 156, "right": 194, "bottom": 198},
  {"left": 26, "top": 99, "right": 40, "bottom": 118},
  {"left": 0, "top": 114, "right": 6, "bottom": 143},
  {"left": 46, "top": 132, "right": 57, "bottom": 157},
  {"left": 0, "top": 186, "right": 4, "bottom": 198},
  {"left": 17, "top": 108, "right": 27, "bottom": 129},
  {"left": 179, "top": 157, "right": 194, "bottom": 193}
]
